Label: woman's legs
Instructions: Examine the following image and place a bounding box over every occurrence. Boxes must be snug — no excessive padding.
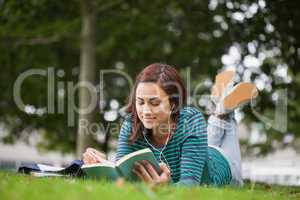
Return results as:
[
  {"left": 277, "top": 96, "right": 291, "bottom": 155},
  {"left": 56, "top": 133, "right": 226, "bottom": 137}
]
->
[
  {"left": 207, "top": 113, "right": 243, "bottom": 186},
  {"left": 208, "top": 69, "right": 258, "bottom": 186}
]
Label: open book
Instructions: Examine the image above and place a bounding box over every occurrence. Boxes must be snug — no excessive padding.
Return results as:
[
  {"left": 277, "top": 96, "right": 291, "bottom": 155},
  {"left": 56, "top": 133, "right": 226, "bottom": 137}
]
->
[
  {"left": 82, "top": 148, "right": 161, "bottom": 181},
  {"left": 18, "top": 148, "right": 160, "bottom": 181}
]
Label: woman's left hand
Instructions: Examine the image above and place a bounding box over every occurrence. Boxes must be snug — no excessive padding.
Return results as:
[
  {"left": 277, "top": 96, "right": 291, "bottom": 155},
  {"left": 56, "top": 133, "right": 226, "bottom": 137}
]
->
[{"left": 133, "top": 161, "right": 171, "bottom": 186}]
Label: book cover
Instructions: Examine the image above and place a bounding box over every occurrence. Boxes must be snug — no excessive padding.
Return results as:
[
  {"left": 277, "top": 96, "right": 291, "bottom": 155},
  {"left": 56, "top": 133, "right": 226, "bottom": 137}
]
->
[{"left": 82, "top": 148, "right": 161, "bottom": 181}]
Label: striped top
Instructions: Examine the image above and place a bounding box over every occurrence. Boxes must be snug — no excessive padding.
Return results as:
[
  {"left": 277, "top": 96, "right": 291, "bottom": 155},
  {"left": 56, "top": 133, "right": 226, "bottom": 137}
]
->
[{"left": 116, "top": 106, "right": 232, "bottom": 186}]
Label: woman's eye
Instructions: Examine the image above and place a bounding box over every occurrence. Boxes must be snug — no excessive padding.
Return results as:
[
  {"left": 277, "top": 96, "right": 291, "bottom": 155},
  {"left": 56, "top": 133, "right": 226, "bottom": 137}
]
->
[
  {"left": 151, "top": 102, "right": 160, "bottom": 106},
  {"left": 137, "top": 101, "right": 144, "bottom": 105}
]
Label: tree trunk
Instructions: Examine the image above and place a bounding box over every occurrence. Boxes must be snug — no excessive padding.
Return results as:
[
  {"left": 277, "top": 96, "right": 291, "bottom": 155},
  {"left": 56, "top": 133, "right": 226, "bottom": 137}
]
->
[{"left": 76, "top": 0, "right": 97, "bottom": 158}]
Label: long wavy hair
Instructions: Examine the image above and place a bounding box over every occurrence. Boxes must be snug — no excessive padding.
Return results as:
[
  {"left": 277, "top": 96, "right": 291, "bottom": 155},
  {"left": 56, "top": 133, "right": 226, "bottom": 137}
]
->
[{"left": 126, "top": 63, "right": 187, "bottom": 143}]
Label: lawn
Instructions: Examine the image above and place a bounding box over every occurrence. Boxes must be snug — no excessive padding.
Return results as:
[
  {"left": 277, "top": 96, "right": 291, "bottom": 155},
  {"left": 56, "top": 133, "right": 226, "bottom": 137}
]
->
[{"left": 0, "top": 171, "right": 299, "bottom": 200}]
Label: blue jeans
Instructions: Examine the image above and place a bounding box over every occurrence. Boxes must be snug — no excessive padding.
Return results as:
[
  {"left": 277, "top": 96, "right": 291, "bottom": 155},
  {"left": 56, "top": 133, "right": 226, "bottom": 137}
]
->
[{"left": 207, "top": 114, "right": 243, "bottom": 186}]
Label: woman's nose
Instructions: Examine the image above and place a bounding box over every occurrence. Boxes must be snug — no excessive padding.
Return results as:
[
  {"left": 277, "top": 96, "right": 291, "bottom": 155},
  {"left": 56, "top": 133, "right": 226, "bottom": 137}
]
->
[{"left": 143, "top": 104, "right": 152, "bottom": 114}]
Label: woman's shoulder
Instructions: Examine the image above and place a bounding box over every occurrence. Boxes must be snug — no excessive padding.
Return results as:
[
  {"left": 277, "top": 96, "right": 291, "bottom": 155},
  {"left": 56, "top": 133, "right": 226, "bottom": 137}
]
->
[
  {"left": 178, "top": 106, "right": 207, "bottom": 129},
  {"left": 179, "top": 106, "right": 205, "bottom": 119},
  {"left": 120, "top": 113, "right": 132, "bottom": 132},
  {"left": 176, "top": 106, "right": 207, "bottom": 139},
  {"left": 123, "top": 112, "right": 132, "bottom": 121}
]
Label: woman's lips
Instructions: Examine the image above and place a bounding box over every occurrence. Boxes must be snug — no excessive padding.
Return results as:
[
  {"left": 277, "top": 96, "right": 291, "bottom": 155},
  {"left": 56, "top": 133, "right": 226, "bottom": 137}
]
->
[{"left": 143, "top": 117, "right": 156, "bottom": 122}]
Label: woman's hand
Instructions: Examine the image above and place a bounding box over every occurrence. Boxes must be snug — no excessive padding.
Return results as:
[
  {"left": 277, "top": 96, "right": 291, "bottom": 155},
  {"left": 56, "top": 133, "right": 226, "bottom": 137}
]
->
[
  {"left": 82, "top": 148, "right": 107, "bottom": 164},
  {"left": 133, "top": 161, "right": 171, "bottom": 186}
]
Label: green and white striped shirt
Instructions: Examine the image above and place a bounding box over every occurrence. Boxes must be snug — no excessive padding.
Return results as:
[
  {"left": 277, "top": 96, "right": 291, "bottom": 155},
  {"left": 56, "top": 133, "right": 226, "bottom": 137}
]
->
[{"left": 116, "top": 106, "right": 232, "bottom": 186}]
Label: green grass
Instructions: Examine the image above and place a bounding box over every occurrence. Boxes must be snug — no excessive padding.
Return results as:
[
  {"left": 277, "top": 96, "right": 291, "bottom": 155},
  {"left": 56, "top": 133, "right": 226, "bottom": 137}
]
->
[{"left": 0, "top": 171, "right": 299, "bottom": 200}]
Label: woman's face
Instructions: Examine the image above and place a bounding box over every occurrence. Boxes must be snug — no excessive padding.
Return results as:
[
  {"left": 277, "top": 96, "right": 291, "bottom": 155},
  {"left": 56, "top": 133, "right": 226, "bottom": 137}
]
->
[{"left": 135, "top": 82, "right": 172, "bottom": 130}]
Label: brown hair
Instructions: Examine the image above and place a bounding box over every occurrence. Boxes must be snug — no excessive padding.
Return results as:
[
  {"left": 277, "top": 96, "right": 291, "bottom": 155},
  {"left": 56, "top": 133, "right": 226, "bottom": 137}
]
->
[{"left": 126, "top": 63, "right": 187, "bottom": 142}]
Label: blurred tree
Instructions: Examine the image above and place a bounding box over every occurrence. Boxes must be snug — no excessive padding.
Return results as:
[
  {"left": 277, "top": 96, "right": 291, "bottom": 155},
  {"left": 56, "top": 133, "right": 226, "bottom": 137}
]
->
[
  {"left": 76, "top": 0, "right": 98, "bottom": 158},
  {"left": 209, "top": 0, "right": 300, "bottom": 155},
  {"left": 0, "top": 0, "right": 81, "bottom": 153},
  {"left": 0, "top": 0, "right": 299, "bottom": 156}
]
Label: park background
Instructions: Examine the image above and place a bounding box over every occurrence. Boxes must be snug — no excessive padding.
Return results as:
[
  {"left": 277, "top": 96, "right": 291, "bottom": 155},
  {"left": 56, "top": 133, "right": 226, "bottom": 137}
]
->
[{"left": 0, "top": 0, "right": 300, "bottom": 187}]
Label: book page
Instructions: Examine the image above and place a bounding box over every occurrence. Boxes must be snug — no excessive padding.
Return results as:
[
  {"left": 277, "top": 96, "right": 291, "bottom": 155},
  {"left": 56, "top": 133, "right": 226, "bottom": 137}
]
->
[
  {"left": 30, "top": 172, "right": 65, "bottom": 177},
  {"left": 37, "top": 164, "right": 64, "bottom": 172},
  {"left": 81, "top": 160, "right": 115, "bottom": 169}
]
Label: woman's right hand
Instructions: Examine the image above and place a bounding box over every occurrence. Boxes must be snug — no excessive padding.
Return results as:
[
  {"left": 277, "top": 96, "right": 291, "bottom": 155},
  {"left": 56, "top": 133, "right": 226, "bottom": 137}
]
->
[{"left": 82, "top": 148, "right": 107, "bottom": 164}]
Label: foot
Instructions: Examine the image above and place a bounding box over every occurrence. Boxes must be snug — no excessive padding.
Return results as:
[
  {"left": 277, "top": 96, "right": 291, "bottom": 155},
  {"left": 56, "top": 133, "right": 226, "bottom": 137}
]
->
[
  {"left": 211, "top": 70, "right": 236, "bottom": 104},
  {"left": 215, "top": 82, "right": 258, "bottom": 115}
]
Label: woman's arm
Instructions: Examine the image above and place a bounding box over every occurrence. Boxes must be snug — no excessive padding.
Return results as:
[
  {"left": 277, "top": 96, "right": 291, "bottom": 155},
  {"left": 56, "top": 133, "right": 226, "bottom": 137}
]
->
[
  {"left": 82, "top": 115, "right": 135, "bottom": 164},
  {"left": 177, "top": 111, "right": 208, "bottom": 186}
]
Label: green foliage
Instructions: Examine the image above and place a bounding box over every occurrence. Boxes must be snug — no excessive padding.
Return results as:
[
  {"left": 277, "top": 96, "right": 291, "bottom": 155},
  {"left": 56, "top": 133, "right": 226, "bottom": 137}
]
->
[{"left": 0, "top": 0, "right": 299, "bottom": 154}]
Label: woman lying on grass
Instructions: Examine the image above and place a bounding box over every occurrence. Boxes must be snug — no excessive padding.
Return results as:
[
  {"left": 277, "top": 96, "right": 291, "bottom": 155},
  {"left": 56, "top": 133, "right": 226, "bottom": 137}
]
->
[{"left": 82, "top": 63, "right": 258, "bottom": 187}]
